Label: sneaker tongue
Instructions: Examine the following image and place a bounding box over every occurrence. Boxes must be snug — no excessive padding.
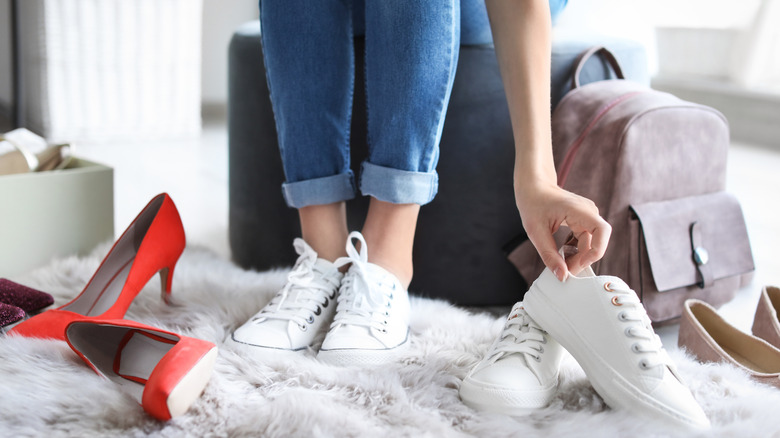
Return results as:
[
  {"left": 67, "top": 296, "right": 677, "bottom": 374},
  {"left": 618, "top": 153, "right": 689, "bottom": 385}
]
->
[
  {"left": 284, "top": 258, "right": 339, "bottom": 305},
  {"left": 571, "top": 265, "right": 597, "bottom": 278},
  {"left": 363, "top": 261, "right": 393, "bottom": 279},
  {"left": 509, "top": 302, "right": 525, "bottom": 317},
  {"left": 569, "top": 267, "right": 630, "bottom": 291},
  {"left": 311, "top": 258, "right": 337, "bottom": 275}
]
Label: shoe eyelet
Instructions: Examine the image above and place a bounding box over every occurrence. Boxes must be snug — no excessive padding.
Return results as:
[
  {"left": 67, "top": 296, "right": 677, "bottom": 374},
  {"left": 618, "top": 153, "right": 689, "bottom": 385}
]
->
[
  {"left": 389, "top": 293, "right": 394, "bottom": 300},
  {"left": 382, "top": 320, "right": 388, "bottom": 325},
  {"left": 618, "top": 311, "right": 627, "bottom": 321},
  {"left": 611, "top": 296, "right": 622, "bottom": 306},
  {"left": 639, "top": 359, "right": 649, "bottom": 370},
  {"left": 604, "top": 282, "right": 613, "bottom": 292},
  {"left": 534, "top": 355, "right": 542, "bottom": 362},
  {"left": 306, "top": 315, "right": 315, "bottom": 324},
  {"left": 381, "top": 329, "right": 388, "bottom": 333},
  {"left": 385, "top": 302, "right": 392, "bottom": 309},
  {"left": 631, "top": 343, "right": 641, "bottom": 353},
  {"left": 624, "top": 327, "right": 634, "bottom": 337},
  {"left": 384, "top": 311, "right": 390, "bottom": 317},
  {"left": 299, "top": 324, "right": 308, "bottom": 332},
  {"left": 538, "top": 346, "right": 545, "bottom": 354},
  {"left": 329, "top": 290, "right": 337, "bottom": 299},
  {"left": 322, "top": 298, "right": 329, "bottom": 308},
  {"left": 314, "top": 306, "right": 322, "bottom": 316},
  {"left": 541, "top": 335, "right": 548, "bottom": 344}
]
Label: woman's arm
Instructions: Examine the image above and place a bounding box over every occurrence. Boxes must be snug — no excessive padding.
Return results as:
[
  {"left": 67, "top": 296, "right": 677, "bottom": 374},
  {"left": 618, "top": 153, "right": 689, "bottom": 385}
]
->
[{"left": 485, "top": 0, "right": 611, "bottom": 281}]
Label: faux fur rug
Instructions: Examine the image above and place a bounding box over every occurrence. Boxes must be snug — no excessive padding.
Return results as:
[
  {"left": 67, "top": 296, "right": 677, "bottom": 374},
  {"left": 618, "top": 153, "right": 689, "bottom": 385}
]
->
[{"left": 2, "top": 244, "right": 779, "bottom": 438}]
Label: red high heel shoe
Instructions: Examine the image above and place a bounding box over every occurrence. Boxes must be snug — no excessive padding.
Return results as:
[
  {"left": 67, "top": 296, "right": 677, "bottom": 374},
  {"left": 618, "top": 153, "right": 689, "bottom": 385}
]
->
[
  {"left": 65, "top": 319, "right": 218, "bottom": 421},
  {"left": 10, "top": 193, "right": 185, "bottom": 340}
]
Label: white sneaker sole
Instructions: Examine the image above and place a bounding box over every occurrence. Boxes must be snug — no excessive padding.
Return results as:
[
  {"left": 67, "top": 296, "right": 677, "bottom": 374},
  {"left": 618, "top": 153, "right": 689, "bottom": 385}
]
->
[
  {"left": 226, "top": 333, "right": 308, "bottom": 359},
  {"left": 459, "top": 378, "right": 557, "bottom": 415},
  {"left": 523, "top": 287, "right": 708, "bottom": 431},
  {"left": 317, "top": 340, "right": 409, "bottom": 367}
]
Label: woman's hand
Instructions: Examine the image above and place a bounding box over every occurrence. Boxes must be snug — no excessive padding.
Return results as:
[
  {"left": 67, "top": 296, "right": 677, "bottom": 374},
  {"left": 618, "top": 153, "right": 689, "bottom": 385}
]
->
[
  {"left": 515, "top": 178, "right": 612, "bottom": 281},
  {"left": 484, "top": 0, "right": 611, "bottom": 280}
]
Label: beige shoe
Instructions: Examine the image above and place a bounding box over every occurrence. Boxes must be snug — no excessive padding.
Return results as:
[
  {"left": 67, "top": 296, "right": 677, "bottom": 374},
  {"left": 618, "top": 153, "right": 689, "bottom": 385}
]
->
[
  {"left": 679, "top": 299, "right": 780, "bottom": 388},
  {"left": 752, "top": 286, "right": 780, "bottom": 349},
  {"left": 0, "top": 128, "right": 73, "bottom": 176}
]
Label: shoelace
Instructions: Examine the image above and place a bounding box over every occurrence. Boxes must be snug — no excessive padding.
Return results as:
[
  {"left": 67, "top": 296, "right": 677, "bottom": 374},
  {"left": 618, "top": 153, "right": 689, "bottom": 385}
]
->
[
  {"left": 484, "top": 307, "right": 548, "bottom": 367},
  {"left": 252, "top": 239, "right": 337, "bottom": 330},
  {"left": 331, "top": 232, "right": 394, "bottom": 332},
  {"left": 605, "top": 281, "right": 673, "bottom": 371}
]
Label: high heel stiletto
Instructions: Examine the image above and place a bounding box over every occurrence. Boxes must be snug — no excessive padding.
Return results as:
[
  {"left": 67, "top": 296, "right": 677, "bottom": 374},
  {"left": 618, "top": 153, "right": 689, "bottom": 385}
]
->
[
  {"left": 65, "top": 319, "right": 218, "bottom": 421},
  {"left": 10, "top": 193, "right": 186, "bottom": 340}
]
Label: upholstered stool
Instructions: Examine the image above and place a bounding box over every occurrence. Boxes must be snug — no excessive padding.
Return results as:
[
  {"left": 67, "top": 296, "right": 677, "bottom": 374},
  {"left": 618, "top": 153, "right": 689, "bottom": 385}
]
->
[{"left": 228, "top": 20, "right": 649, "bottom": 305}]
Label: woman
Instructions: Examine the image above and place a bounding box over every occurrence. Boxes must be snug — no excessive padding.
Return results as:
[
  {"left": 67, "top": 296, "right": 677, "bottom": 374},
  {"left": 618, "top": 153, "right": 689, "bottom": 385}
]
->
[{"left": 230, "top": 0, "right": 610, "bottom": 365}]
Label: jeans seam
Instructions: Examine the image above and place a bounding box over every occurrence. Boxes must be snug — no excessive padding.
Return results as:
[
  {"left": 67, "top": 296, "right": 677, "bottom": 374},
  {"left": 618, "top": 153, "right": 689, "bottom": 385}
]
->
[
  {"left": 363, "top": 25, "right": 372, "bottom": 164},
  {"left": 344, "top": 9, "right": 355, "bottom": 174},
  {"left": 429, "top": 173, "right": 436, "bottom": 202},
  {"left": 259, "top": 10, "right": 286, "bottom": 178},
  {"left": 425, "top": 0, "right": 458, "bottom": 173}
]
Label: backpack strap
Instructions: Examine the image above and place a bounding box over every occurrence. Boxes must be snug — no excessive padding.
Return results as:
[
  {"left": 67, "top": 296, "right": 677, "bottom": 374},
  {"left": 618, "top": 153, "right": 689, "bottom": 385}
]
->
[
  {"left": 571, "top": 46, "right": 625, "bottom": 89},
  {"left": 690, "top": 221, "right": 714, "bottom": 289}
]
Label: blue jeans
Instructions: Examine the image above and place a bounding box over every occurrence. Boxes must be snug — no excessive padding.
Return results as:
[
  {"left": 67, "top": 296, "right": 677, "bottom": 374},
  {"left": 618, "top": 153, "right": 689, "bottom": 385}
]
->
[{"left": 260, "top": 0, "right": 567, "bottom": 208}]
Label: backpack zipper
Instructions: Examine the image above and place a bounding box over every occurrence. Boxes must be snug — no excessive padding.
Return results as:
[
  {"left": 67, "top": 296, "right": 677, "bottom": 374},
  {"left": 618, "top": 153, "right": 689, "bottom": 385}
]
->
[{"left": 557, "top": 91, "right": 645, "bottom": 187}]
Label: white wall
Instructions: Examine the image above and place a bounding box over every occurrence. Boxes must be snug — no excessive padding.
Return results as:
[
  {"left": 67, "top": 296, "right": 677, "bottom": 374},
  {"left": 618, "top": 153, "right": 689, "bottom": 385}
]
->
[
  {"left": 555, "top": 0, "right": 657, "bottom": 73},
  {"left": 0, "top": 0, "right": 257, "bottom": 114},
  {"left": 201, "top": 0, "right": 258, "bottom": 105},
  {"left": 553, "top": 0, "right": 766, "bottom": 80}
]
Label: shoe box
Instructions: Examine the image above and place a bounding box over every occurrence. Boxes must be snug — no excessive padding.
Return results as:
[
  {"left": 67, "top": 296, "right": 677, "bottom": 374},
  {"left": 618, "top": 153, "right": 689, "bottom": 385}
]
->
[{"left": 0, "top": 158, "right": 114, "bottom": 277}]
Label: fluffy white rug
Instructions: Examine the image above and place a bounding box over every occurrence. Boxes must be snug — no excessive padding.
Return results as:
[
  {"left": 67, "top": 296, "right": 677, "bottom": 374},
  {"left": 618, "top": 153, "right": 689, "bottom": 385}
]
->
[{"left": 1, "top": 244, "right": 778, "bottom": 437}]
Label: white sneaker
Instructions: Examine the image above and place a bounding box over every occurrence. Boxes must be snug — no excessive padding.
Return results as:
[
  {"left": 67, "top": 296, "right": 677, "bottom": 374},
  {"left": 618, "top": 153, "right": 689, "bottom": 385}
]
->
[
  {"left": 229, "top": 238, "right": 342, "bottom": 353},
  {"left": 523, "top": 267, "right": 711, "bottom": 431},
  {"left": 460, "top": 302, "right": 564, "bottom": 415},
  {"left": 317, "top": 231, "right": 410, "bottom": 366}
]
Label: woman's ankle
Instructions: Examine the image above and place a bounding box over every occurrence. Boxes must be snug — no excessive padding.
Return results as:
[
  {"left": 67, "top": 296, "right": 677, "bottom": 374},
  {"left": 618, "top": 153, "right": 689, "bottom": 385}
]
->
[
  {"left": 299, "top": 202, "right": 349, "bottom": 262},
  {"left": 360, "top": 199, "right": 420, "bottom": 289}
]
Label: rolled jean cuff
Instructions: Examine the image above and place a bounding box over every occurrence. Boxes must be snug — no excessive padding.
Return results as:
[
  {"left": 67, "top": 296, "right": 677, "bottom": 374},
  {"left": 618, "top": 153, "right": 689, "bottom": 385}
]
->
[
  {"left": 359, "top": 162, "right": 439, "bottom": 205},
  {"left": 281, "top": 171, "right": 357, "bottom": 208}
]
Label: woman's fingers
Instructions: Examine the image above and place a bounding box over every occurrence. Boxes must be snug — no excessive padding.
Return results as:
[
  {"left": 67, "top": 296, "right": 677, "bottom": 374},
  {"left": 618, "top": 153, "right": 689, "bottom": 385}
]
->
[
  {"left": 527, "top": 224, "right": 569, "bottom": 281},
  {"left": 516, "top": 183, "right": 611, "bottom": 282},
  {"left": 565, "top": 215, "right": 611, "bottom": 275}
]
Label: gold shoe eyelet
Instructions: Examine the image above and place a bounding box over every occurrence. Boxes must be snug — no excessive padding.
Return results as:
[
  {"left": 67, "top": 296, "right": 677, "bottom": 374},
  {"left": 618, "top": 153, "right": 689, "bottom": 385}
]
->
[
  {"left": 604, "top": 282, "right": 613, "bottom": 292},
  {"left": 611, "top": 296, "right": 622, "bottom": 306}
]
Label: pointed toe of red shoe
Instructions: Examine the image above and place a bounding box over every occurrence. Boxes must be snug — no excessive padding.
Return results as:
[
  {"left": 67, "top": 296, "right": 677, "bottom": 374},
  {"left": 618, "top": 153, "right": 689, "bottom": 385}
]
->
[{"left": 8, "top": 309, "right": 84, "bottom": 341}]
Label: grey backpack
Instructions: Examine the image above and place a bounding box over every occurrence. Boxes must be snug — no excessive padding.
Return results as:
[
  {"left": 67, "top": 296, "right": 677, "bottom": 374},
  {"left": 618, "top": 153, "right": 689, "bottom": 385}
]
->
[{"left": 508, "top": 47, "right": 755, "bottom": 324}]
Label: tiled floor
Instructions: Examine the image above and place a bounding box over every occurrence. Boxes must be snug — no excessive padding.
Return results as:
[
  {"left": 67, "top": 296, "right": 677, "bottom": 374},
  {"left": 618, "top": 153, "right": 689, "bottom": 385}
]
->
[{"left": 75, "top": 116, "right": 780, "bottom": 349}]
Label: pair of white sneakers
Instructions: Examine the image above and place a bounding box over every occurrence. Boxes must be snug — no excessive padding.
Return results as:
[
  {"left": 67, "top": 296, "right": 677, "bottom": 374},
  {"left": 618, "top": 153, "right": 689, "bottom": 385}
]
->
[
  {"left": 460, "top": 266, "right": 711, "bottom": 431},
  {"left": 230, "top": 231, "right": 410, "bottom": 366}
]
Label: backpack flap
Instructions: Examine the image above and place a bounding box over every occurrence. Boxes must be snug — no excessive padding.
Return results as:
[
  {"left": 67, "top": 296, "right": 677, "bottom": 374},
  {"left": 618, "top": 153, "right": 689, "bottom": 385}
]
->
[{"left": 630, "top": 192, "right": 754, "bottom": 294}]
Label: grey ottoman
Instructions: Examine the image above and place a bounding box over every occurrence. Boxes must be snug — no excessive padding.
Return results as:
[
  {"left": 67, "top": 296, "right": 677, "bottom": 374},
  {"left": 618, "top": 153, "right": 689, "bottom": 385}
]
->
[{"left": 228, "top": 20, "right": 649, "bottom": 305}]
